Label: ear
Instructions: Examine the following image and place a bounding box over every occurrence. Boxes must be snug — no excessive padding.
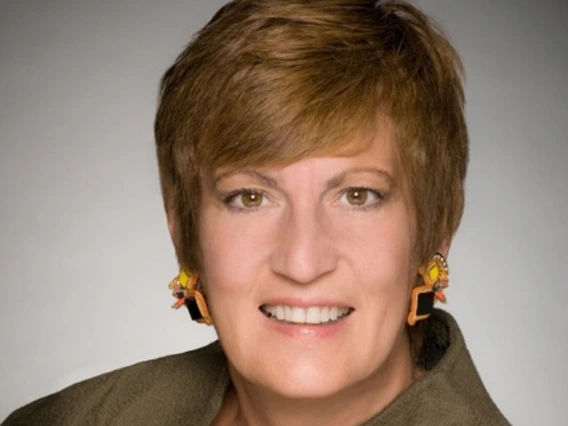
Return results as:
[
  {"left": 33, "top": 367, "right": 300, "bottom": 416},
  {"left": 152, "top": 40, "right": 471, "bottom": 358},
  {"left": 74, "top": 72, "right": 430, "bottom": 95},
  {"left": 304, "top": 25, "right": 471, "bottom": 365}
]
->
[
  {"left": 166, "top": 210, "right": 184, "bottom": 270},
  {"left": 167, "top": 210, "right": 176, "bottom": 243},
  {"left": 438, "top": 235, "right": 452, "bottom": 259}
]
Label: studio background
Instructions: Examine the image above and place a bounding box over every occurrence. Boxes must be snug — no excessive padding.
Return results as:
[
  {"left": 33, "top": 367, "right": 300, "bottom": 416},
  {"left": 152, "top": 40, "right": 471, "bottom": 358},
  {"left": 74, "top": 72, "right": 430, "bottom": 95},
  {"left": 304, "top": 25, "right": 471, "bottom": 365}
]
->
[{"left": 1, "top": 1, "right": 566, "bottom": 424}]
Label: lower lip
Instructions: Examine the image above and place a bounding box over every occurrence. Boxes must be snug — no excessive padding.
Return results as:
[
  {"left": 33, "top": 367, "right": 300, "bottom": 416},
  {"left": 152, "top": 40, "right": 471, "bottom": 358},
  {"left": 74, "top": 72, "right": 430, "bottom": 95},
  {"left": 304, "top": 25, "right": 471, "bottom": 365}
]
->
[{"left": 260, "top": 311, "right": 353, "bottom": 340}]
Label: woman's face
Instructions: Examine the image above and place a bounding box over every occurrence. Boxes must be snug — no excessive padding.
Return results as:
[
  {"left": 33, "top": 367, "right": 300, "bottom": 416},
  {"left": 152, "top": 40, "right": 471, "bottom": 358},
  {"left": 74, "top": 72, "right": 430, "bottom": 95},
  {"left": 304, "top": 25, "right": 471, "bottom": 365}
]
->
[{"left": 198, "top": 121, "right": 418, "bottom": 399}]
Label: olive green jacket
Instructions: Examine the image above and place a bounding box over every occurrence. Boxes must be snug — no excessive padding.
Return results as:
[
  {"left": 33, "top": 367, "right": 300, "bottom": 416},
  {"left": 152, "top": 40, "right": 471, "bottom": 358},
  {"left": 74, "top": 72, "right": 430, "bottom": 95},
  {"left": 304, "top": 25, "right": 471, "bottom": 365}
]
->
[{"left": 3, "top": 310, "right": 510, "bottom": 425}]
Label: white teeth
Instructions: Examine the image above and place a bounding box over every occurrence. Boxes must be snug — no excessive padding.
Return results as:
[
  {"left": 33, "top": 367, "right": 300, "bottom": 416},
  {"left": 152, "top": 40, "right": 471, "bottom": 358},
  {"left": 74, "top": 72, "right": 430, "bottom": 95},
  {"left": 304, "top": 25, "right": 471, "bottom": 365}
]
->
[
  {"left": 276, "top": 306, "right": 285, "bottom": 321},
  {"left": 261, "top": 305, "right": 352, "bottom": 324},
  {"left": 329, "top": 306, "right": 338, "bottom": 321},
  {"left": 320, "top": 306, "right": 329, "bottom": 323},
  {"left": 306, "top": 307, "right": 320, "bottom": 324},
  {"left": 291, "top": 307, "right": 305, "bottom": 323}
]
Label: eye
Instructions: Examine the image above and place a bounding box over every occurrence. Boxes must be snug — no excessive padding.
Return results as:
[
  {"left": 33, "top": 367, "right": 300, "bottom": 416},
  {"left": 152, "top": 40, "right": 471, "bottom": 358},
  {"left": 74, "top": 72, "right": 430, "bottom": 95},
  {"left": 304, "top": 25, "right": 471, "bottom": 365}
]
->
[
  {"left": 338, "top": 187, "right": 382, "bottom": 208},
  {"left": 240, "top": 191, "right": 264, "bottom": 208},
  {"left": 224, "top": 189, "right": 268, "bottom": 210}
]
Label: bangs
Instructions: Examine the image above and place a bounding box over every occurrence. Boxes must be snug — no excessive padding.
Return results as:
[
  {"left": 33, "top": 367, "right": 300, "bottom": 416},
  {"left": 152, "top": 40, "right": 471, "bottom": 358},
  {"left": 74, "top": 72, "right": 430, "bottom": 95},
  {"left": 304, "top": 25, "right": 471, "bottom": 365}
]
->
[
  {"left": 160, "top": 2, "right": 405, "bottom": 174},
  {"left": 193, "top": 53, "right": 385, "bottom": 172}
]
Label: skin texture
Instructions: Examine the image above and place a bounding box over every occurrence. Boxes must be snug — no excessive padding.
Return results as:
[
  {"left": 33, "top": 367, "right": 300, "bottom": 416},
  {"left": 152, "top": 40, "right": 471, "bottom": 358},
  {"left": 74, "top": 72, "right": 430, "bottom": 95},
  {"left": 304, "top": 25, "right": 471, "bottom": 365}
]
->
[{"left": 197, "top": 120, "right": 423, "bottom": 426}]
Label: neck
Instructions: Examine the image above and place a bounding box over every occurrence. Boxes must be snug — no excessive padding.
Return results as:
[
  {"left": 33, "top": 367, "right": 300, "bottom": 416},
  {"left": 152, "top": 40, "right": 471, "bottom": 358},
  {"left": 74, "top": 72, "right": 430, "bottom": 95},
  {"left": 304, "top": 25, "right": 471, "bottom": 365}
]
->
[{"left": 222, "top": 334, "right": 415, "bottom": 426}]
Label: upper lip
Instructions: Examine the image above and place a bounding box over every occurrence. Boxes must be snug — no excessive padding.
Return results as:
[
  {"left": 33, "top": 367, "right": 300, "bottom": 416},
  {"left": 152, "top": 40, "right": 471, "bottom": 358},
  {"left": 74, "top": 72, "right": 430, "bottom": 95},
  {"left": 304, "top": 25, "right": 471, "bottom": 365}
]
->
[{"left": 259, "top": 298, "right": 354, "bottom": 309}]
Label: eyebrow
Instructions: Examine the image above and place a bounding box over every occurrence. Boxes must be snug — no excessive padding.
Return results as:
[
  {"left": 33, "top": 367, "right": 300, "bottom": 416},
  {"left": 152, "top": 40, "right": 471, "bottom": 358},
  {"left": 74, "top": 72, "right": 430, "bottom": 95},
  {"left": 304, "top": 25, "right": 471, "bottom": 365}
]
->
[
  {"left": 212, "top": 167, "right": 395, "bottom": 191},
  {"left": 212, "top": 169, "right": 280, "bottom": 189},
  {"left": 324, "top": 167, "right": 395, "bottom": 191}
]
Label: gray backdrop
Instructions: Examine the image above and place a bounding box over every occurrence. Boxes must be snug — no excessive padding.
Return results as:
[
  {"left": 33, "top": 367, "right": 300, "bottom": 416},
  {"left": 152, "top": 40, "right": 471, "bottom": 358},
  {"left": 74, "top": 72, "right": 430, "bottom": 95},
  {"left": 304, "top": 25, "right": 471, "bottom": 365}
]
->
[{"left": 1, "top": 0, "right": 566, "bottom": 424}]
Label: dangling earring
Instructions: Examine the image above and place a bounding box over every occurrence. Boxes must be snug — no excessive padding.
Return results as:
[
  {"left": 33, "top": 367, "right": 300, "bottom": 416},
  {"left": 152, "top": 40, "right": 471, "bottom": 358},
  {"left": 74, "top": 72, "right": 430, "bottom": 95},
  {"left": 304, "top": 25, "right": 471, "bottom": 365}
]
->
[
  {"left": 168, "top": 270, "right": 213, "bottom": 325},
  {"left": 407, "top": 253, "right": 449, "bottom": 326}
]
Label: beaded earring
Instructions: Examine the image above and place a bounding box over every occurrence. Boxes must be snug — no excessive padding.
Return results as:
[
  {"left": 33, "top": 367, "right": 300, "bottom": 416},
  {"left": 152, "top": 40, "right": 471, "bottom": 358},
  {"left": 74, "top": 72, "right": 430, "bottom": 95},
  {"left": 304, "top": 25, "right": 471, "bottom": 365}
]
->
[
  {"left": 169, "top": 270, "right": 213, "bottom": 325},
  {"left": 407, "top": 253, "right": 449, "bottom": 326}
]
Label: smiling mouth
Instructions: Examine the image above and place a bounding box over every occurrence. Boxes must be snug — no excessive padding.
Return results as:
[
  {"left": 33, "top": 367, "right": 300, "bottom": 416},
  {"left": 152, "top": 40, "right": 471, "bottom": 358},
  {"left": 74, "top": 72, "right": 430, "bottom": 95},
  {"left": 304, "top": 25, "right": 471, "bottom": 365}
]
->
[{"left": 259, "top": 305, "right": 354, "bottom": 325}]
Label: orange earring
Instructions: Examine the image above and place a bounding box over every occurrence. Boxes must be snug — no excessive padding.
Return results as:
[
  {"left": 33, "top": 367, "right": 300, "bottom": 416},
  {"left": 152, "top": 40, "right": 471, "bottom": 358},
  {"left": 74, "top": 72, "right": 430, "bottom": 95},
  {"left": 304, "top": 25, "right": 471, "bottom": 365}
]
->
[
  {"left": 407, "top": 253, "right": 449, "bottom": 326},
  {"left": 168, "top": 270, "right": 213, "bottom": 325}
]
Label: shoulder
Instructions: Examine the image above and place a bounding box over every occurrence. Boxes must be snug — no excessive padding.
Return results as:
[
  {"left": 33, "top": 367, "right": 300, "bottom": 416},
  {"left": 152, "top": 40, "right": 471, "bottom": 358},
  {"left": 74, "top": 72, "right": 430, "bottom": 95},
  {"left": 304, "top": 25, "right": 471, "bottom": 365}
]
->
[{"left": 2, "top": 342, "right": 229, "bottom": 426}]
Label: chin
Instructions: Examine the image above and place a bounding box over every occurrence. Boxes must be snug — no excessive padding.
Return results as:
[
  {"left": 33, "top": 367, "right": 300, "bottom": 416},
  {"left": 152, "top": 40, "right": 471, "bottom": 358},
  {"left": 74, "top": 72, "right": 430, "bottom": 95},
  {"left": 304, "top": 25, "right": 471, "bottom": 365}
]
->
[{"left": 256, "top": 357, "right": 365, "bottom": 400}]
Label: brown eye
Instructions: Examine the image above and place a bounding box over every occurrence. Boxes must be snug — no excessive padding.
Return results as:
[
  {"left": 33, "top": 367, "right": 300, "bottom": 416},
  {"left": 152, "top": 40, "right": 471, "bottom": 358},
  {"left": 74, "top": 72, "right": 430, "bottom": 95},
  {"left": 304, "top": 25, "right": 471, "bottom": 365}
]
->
[
  {"left": 240, "top": 191, "right": 264, "bottom": 208},
  {"left": 337, "top": 187, "right": 382, "bottom": 209},
  {"left": 224, "top": 189, "right": 270, "bottom": 210},
  {"left": 345, "top": 188, "right": 368, "bottom": 206}
]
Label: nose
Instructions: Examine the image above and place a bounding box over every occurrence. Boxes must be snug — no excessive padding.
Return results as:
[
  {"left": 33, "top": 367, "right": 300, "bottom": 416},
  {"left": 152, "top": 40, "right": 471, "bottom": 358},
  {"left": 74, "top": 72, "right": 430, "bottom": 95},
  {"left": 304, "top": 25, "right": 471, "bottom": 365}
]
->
[{"left": 270, "top": 205, "right": 338, "bottom": 284}]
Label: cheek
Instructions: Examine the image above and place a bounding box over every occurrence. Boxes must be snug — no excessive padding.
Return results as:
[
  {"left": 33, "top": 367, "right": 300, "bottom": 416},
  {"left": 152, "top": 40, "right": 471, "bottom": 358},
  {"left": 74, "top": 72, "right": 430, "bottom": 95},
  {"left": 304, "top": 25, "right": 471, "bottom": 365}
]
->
[
  {"left": 362, "top": 224, "right": 414, "bottom": 295},
  {"left": 197, "top": 207, "right": 275, "bottom": 308},
  {"left": 341, "top": 206, "right": 416, "bottom": 327},
  {"left": 337, "top": 205, "right": 415, "bottom": 282},
  {"left": 197, "top": 208, "right": 284, "bottom": 377},
  {"left": 345, "top": 218, "right": 415, "bottom": 376}
]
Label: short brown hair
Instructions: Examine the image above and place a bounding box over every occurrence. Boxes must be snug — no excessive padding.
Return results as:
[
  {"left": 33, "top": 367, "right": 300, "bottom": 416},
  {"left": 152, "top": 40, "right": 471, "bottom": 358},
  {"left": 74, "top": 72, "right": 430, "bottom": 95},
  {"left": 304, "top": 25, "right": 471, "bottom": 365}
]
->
[{"left": 155, "top": 0, "right": 467, "bottom": 278}]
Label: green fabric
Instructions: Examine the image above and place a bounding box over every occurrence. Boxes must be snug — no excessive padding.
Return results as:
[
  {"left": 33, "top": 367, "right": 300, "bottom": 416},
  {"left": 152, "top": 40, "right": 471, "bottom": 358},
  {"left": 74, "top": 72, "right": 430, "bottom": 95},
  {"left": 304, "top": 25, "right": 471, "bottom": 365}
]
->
[{"left": 2, "top": 310, "right": 510, "bottom": 425}]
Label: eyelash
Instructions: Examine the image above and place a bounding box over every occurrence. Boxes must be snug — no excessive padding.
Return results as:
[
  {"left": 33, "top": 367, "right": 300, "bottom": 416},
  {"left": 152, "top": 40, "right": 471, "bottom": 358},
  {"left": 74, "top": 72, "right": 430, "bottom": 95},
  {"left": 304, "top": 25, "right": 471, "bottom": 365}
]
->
[{"left": 221, "top": 187, "right": 386, "bottom": 212}]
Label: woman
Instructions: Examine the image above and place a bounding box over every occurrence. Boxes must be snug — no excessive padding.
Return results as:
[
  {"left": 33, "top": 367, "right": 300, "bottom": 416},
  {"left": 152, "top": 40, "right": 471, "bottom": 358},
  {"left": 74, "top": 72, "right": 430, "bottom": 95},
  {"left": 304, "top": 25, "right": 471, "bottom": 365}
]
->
[{"left": 3, "top": 0, "right": 510, "bottom": 425}]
